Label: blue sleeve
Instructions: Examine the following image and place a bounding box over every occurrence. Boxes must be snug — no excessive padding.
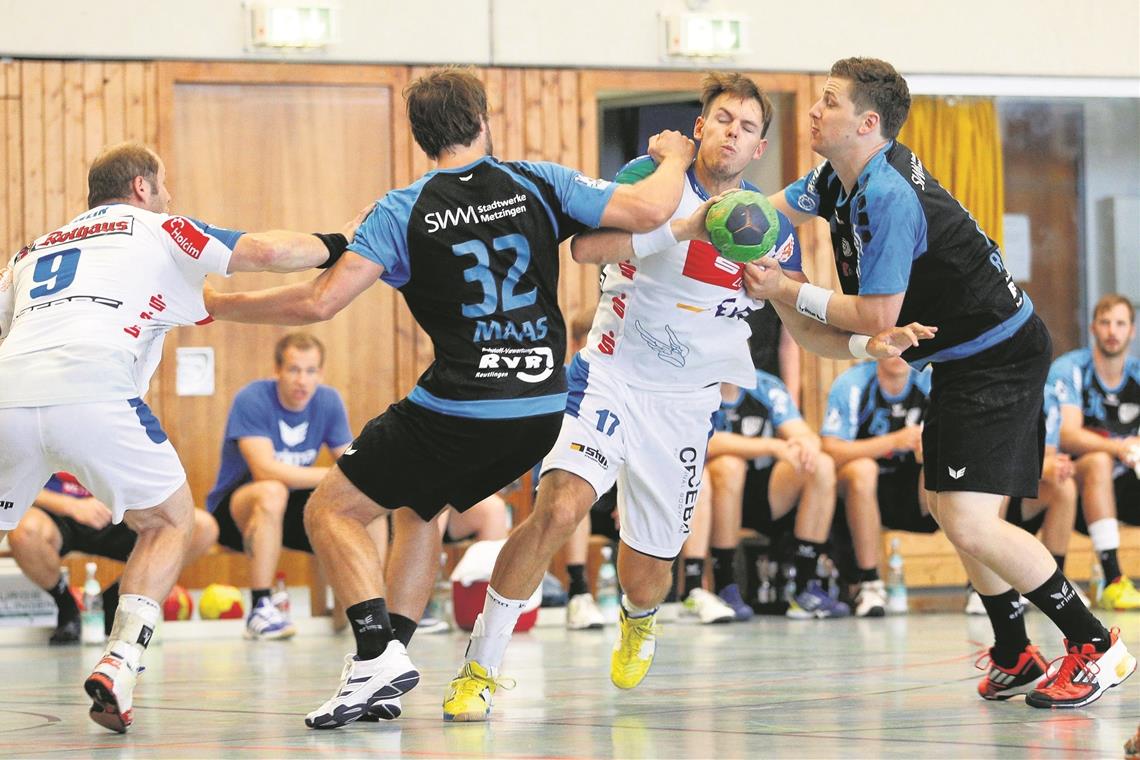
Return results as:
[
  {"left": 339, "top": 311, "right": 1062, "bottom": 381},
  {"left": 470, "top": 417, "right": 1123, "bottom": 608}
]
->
[
  {"left": 766, "top": 213, "right": 802, "bottom": 274},
  {"left": 348, "top": 196, "right": 413, "bottom": 289},
  {"left": 783, "top": 161, "right": 842, "bottom": 219},
  {"left": 712, "top": 408, "right": 730, "bottom": 432},
  {"left": 1047, "top": 351, "right": 1083, "bottom": 408},
  {"left": 914, "top": 366, "right": 932, "bottom": 397},
  {"left": 320, "top": 387, "right": 353, "bottom": 449},
  {"left": 820, "top": 366, "right": 866, "bottom": 440},
  {"left": 1043, "top": 384, "right": 1062, "bottom": 449},
  {"left": 855, "top": 182, "right": 926, "bottom": 295},
  {"left": 513, "top": 161, "right": 618, "bottom": 230},
  {"left": 226, "top": 384, "right": 275, "bottom": 441},
  {"left": 754, "top": 371, "right": 801, "bottom": 428},
  {"left": 186, "top": 217, "right": 244, "bottom": 250}
]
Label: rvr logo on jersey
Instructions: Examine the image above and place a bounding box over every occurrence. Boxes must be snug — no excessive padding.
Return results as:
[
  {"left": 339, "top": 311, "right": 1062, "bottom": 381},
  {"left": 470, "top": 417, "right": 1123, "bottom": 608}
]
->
[{"left": 476, "top": 347, "right": 555, "bottom": 384}]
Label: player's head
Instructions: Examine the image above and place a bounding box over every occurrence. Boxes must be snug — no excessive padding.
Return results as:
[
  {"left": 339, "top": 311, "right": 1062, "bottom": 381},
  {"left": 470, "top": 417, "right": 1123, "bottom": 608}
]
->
[
  {"left": 404, "top": 67, "right": 491, "bottom": 160},
  {"left": 274, "top": 332, "right": 326, "bottom": 411},
  {"left": 568, "top": 304, "right": 596, "bottom": 355},
  {"left": 694, "top": 73, "right": 772, "bottom": 182},
  {"left": 1090, "top": 293, "right": 1135, "bottom": 359},
  {"left": 810, "top": 58, "right": 910, "bottom": 156},
  {"left": 87, "top": 142, "right": 171, "bottom": 213}
]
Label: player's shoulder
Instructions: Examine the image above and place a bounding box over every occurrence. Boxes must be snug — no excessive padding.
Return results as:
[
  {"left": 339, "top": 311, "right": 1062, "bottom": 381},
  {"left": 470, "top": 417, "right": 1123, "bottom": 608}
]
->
[
  {"left": 862, "top": 144, "right": 923, "bottom": 209},
  {"left": 313, "top": 384, "right": 346, "bottom": 406},
  {"left": 1050, "top": 347, "right": 1092, "bottom": 375},
  {"left": 614, "top": 155, "right": 657, "bottom": 185},
  {"left": 234, "top": 378, "right": 275, "bottom": 405},
  {"left": 833, "top": 360, "right": 878, "bottom": 389},
  {"left": 750, "top": 369, "right": 791, "bottom": 399}
]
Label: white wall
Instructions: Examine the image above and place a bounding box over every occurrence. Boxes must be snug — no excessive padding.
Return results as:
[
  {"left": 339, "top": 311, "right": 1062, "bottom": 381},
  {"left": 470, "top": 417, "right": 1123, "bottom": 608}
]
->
[{"left": 2, "top": 0, "right": 1138, "bottom": 78}]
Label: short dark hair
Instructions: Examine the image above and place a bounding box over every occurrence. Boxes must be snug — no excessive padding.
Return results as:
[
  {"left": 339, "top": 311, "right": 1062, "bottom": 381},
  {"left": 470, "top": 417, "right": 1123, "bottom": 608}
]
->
[
  {"left": 700, "top": 72, "right": 773, "bottom": 138},
  {"left": 829, "top": 57, "right": 911, "bottom": 140},
  {"left": 403, "top": 67, "right": 488, "bottom": 160},
  {"left": 1093, "top": 293, "right": 1135, "bottom": 324},
  {"left": 87, "top": 142, "right": 160, "bottom": 209},
  {"left": 274, "top": 332, "right": 326, "bottom": 367}
]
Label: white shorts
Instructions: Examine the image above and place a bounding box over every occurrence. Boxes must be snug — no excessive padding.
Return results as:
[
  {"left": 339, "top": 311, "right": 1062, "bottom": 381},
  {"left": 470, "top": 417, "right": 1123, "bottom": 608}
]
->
[
  {"left": 0, "top": 398, "right": 186, "bottom": 530},
  {"left": 540, "top": 357, "right": 720, "bottom": 559}
]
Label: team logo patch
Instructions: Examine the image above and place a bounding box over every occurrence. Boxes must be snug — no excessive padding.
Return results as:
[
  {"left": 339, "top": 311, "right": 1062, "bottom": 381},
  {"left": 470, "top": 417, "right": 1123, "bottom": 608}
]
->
[
  {"left": 162, "top": 217, "right": 208, "bottom": 259},
  {"left": 681, "top": 241, "right": 742, "bottom": 290},
  {"left": 796, "top": 194, "right": 817, "bottom": 212},
  {"left": 771, "top": 234, "right": 795, "bottom": 263},
  {"left": 573, "top": 174, "right": 611, "bottom": 191},
  {"left": 32, "top": 219, "right": 133, "bottom": 250},
  {"left": 569, "top": 442, "right": 608, "bottom": 468}
]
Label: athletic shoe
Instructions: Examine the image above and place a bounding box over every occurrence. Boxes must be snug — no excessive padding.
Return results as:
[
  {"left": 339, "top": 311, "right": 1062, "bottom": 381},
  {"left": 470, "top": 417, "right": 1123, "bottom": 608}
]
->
[
  {"left": 49, "top": 616, "right": 81, "bottom": 645},
  {"left": 1098, "top": 576, "right": 1140, "bottom": 611},
  {"left": 611, "top": 608, "right": 658, "bottom": 689},
  {"left": 717, "top": 584, "right": 754, "bottom": 621},
  {"left": 854, "top": 580, "right": 887, "bottom": 618},
  {"left": 681, "top": 588, "right": 735, "bottom": 624},
  {"left": 84, "top": 649, "right": 139, "bottom": 733},
  {"left": 965, "top": 587, "right": 987, "bottom": 615},
  {"left": 305, "top": 643, "right": 420, "bottom": 729},
  {"left": 787, "top": 581, "right": 851, "bottom": 619},
  {"left": 419, "top": 614, "right": 451, "bottom": 635},
  {"left": 244, "top": 597, "right": 296, "bottom": 640},
  {"left": 442, "top": 660, "right": 515, "bottom": 722},
  {"left": 1027, "top": 628, "right": 1136, "bottom": 708},
  {"left": 975, "top": 644, "right": 1048, "bottom": 700},
  {"left": 356, "top": 697, "right": 401, "bottom": 722},
  {"left": 567, "top": 593, "right": 605, "bottom": 630}
]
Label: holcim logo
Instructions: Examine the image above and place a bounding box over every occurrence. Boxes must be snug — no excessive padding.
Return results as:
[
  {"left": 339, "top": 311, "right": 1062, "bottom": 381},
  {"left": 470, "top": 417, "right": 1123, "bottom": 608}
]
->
[{"left": 162, "top": 217, "right": 208, "bottom": 259}]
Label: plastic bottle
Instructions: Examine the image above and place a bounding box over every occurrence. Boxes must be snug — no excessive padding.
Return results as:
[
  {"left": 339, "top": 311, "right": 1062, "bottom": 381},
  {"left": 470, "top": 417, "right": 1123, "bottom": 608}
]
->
[
  {"left": 886, "top": 538, "right": 908, "bottom": 614},
  {"left": 1089, "top": 558, "right": 1105, "bottom": 606},
  {"left": 428, "top": 551, "right": 453, "bottom": 628},
  {"left": 756, "top": 555, "right": 773, "bottom": 605},
  {"left": 596, "top": 545, "right": 620, "bottom": 623},
  {"left": 81, "top": 562, "right": 104, "bottom": 645},
  {"left": 273, "top": 571, "right": 291, "bottom": 617}
]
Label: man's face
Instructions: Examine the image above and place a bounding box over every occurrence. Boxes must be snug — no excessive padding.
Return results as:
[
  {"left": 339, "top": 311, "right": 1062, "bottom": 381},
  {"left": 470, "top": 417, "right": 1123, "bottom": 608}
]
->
[
  {"left": 694, "top": 95, "right": 768, "bottom": 181},
  {"left": 275, "top": 346, "right": 324, "bottom": 411},
  {"left": 143, "top": 158, "right": 172, "bottom": 214},
  {"left": 1091, "top": 303, "right": 1135, "bottom": 359},
  {"left": 807, "top": 77, "right": 867, "bottom": 158}
]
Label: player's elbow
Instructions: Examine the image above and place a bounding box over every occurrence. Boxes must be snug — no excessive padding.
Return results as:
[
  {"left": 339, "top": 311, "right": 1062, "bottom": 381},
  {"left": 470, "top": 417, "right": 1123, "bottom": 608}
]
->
[
  {"left": 570, "top": 235, "right": 602, "bottom": 264},
  {"left": 629, "top": 198, "right": 673, "bottom": 232}
]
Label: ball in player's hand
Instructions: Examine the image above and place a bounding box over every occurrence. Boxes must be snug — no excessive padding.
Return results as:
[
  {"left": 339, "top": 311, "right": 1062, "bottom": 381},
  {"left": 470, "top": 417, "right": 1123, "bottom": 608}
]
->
[{"left": 705, "top": 190, "right": 779, "bottom": 263}]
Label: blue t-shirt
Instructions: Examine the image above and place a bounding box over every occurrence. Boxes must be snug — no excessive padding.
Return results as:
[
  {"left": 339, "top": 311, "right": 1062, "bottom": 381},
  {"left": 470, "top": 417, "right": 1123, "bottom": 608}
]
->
[
  {"left": 1043, "top": 382, "right": 1062, "bottom": 450},
  {"left": 714, "top": 370, "right": 801, "bottom": 471},
  {"left": 1048, "top": 347, "right": 1140, "bottom": 440},
  {"left": 206, "top": 380, "right": 352, "bottom": 511},
  {"left": 821, "top": 361, "right": 931, "bottom": 473}
]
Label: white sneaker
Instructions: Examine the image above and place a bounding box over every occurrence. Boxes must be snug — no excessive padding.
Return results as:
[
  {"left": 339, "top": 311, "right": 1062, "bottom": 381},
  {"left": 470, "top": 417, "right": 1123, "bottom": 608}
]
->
[
  {"left": 965, "top": 589, "right": 987, "bottom": 615},
  {"left": 357, "top": 697, "right": 402, "bottom": 722},
  {"left": 567, "top": 593, "right": 605, "bottom": 630},
  {"left": 305, "top": 642, "right": 420, "bottom": 729},
  {"left": 854, "top": 580, "right": 887, "bottom": 618},
  {"left": 84, "top": 649, "right": 139, "bottom": 733},
  {"left": 681, "top": 588, "right": 735, "bottom": 624},
  {"left": 245, "top": 597, "right": 296, "bottom": 640}
]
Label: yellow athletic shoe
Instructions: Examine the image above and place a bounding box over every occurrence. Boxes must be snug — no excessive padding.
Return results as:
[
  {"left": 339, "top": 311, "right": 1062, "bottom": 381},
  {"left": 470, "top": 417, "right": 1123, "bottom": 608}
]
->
[
  {"left": 442, "top": 661, "right": 514, "bottom": 722},
  {"left": 610, "top": 608, "right": 658, "bottom": 690},
  {"left": 1099, "top": 576, "right": 1140, "bottom": 611}
]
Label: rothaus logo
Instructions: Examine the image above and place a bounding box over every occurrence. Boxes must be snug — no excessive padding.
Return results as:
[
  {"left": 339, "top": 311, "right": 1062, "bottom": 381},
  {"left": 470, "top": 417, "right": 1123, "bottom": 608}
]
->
[{"left": 678, "top": 447, "right": 700, "bottom": 534}]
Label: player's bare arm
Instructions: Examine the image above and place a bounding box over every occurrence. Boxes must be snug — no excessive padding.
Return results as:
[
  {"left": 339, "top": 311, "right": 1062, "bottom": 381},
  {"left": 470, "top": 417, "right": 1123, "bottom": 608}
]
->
[
  {"left": 593, "top": 130, "right": 695, "bottom": 234},
  {"left": 1058, "top": 405, "right": 1140, "bottom": 464},
  {"left": 822, "top": 426, "right": 919, "bottom": 468},
  {"left": 571, "top": 193, "right": 718, "bottom": 265},
  {"left": 706, "top": 430, "right": 786, "bottom": 460},
  {"left": 238, "top": 437, "right": 330, "bottom": 490},
  {"left": 768, "top": 190, "right": 815, "bottom": 227},
  {"left": 226, "top": 206, "right": 371, "bottom": 274}
]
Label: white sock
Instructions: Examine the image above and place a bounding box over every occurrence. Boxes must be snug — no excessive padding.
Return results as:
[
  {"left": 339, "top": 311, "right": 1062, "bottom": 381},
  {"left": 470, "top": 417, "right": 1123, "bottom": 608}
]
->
[
  {"left": 106, "top": 594, "right": 161, "bottom": 668},
  {"left": 621, "top": 594, "right": 657, "bottom": 619},
  {"left": 1088, "top": 518, "right": 1121, "bottom": 552},
  {"left": 464, "top": 586, "right": 526, "bottom": 671}
]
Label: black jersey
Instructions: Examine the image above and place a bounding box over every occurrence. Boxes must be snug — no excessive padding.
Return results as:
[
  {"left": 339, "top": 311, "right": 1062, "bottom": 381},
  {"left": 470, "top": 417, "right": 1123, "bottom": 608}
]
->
[
  {"left": 713, "top": 370, "right": 801, "bottom": 471},
  {"left": 785, "top": 141, "right": 1032, "bottom": 364},
  {"left": 349, "top": 156, "right": 615, "bottom": 419},
  {"left": 1050, "top": 348, "right": 1140, "bottom": 440}
]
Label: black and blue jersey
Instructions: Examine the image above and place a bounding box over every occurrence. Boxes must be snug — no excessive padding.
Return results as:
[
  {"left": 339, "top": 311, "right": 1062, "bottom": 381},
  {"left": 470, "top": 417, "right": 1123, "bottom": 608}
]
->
[
  {"left": 1049, "top": 348, "right": 1140, "bottom": 440},
  {"left": 785, "top": 142, "right": 1031, "bottom": 364},
  {"left": 349, "top": 156, "right": 616, "bottom": 419},
  {"left": 714, "top": 370, "right": 801, "bottom": 471}
]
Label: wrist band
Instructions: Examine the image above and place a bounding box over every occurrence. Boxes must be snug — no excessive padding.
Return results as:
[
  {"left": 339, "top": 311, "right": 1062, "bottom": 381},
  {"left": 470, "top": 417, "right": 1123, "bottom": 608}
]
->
[
  {"left": 795, "top": 282, "right": 832, "bottom": 323},
  {"left": 313, "top": 232, "right": 348, "bottom": 269},
  {"left": 631, "top": 222, "right": 677, "bottom": 258},
  {"left": 848, "top": 334, "right": 872, "bottom": 360}
]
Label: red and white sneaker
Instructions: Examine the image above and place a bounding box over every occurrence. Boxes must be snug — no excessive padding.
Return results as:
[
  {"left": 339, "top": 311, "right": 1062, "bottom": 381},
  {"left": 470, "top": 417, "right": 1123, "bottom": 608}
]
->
[
  {"left": 84, "top": 650, "right": 139, "bottom": 733},
  {"left": 1026, "top": 628, "right": 1136, "bottom": 709},
  {"left": 976, "top": 644, "right": 1048, "bottom": 700}
]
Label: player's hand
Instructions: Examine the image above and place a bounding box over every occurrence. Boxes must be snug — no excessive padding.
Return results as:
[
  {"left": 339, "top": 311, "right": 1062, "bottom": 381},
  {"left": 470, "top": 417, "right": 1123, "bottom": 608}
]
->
[
  {"left": 71, "top": 498, "right": 113, "bottom": 530},
  {"left": 648, "top": 130, "right": 695, "bottom": 165},
  {"left": 671, "top": 192, "right": 732, "bottom": 243},
  {"left": 203, "top": 281, "right": 220, "bottom": 315},
  {"left": 782, "top": 437, "right": 817, "bottom": 473},
  {"left": 1116, "top": 436, "right": 1140, "bottom": 468},
  {"left": 1050, "top": 452, "right": 1075, "bottom": 484},
  {"left": 742, "top": 260, "right": 785, "bottom": 301},
  {"left": 867, "top": 322, "right": 938, "bottom": 358},
  {"left": 890, "top": 425, "right": 922, "bottom": 453},
  {"left": 341, "top": 204, "right": 373, "bottom": 242}
]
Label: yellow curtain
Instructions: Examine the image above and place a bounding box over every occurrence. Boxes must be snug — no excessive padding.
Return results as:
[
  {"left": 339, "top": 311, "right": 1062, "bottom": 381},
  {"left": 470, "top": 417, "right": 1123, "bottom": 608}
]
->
[{"left": 898, "top": 97, "right": 1004, "bottom": 251}]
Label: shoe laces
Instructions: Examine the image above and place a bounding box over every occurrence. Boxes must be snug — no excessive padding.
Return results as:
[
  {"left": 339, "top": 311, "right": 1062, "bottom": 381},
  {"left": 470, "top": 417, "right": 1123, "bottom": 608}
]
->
[
  {"left": 452, "top": 662, "right": 516, "bottom": 697},
  {"left": 618, "top": 612, "right": 658, "bottom": 655},
  {"left": 1041, "top": 645, "right": 1100, "bottom": 690}
]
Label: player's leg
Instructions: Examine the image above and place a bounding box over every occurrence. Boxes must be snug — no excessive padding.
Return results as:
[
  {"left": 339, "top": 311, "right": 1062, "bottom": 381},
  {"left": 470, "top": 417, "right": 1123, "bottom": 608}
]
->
[
  {"left": 385, "top": 507, "right": 446, "bottom": 647},
  {"left": 708, "top": 456, "right": 753, "bottom": 620},
  {"left": 8, "top": 507, "right": 80, "bottom": 643},
  {"left": 564, "top": 511, "right": 604, "bottom": 630},
  {"left": 837, "top": 458, "right": 886, "bottom": 617},
  {"left": 446, "top": 493, "right": 509, "bottom": 540},
  {"left": 1080, "top": 460, "right": 1140, "bottom": 609},
  {"left": 610, "top": 539, "right": 673, "bottom": 689},
  {"left": 226, "top": 479, "right": 292, "bottom": 635}
]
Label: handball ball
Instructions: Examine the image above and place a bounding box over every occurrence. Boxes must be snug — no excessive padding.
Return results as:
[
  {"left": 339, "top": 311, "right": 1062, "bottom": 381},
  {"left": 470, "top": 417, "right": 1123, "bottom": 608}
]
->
[
  {"left": 705, "top": 190, "right": 779, "bottom": 263},
  {"left": 163, "top": 584, "right": 193, "bottom": 621},
  {"left": 199, "top": 583, "right": 245, "bottom": 620}
]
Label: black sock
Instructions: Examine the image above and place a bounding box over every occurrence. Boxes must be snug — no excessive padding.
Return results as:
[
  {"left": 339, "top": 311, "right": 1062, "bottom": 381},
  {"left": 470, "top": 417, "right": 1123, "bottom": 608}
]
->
[
  {"left": 346, "top": 598, "right": 394, "bottom": 660},
  {"left": 792, "top": 539, "right": 825, "bottom": 594},
  {"left": 854, "top": 566, "right": 880, "bottom": 584},
  {"left": 102, "top": 579, "right": 121, "bottom": 636},
  {"left": 980, "top": 589, "right": 1030, "bottom": 667},
  {"left": 1024, "top": 570, "right": 1111, "bottom": 651},
  {"left": 566, "top": 564, "right": 589, "bottom": 597},
  {"left": 251, "top": 587, "right": 272, "bottom": 608},
  {"left": 1099, "top": 549, "right": 1123, "bottom": 583},
  {"left": 710, "top": 548, "right": 737, "bottom": 593},
  {"left": 389, "top": 613, "right": 417, "bottom": 648},
  {"left": 682, "top": 558, "right": 705, "bottom": 597},
  {"left": 1051, "top": 554, "right": 1066, "bottom": 573},
  {"left": 48, "top": 574, "right": 79, "bottom": 623}
]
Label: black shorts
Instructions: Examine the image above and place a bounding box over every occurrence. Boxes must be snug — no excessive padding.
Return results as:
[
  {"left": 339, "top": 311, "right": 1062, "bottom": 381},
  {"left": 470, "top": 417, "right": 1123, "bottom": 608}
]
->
[
  {"left": 1005, "top": 496, "right": 1046, "bottom": 535},
  {"left": 213, "top": 487, "right": 314, "bottom": 554},
  {"left": 878, "top": 463, "right": 939, "bottom": 534},
  {"left": 741, "top": 466, "right": 796, "bottom": 538},
  {"left": 590, "top": 484, "right": 620, "bottom": 542},
  {"left": 1075, "top": 470, "right": 1140, "bottom": 534},
  {"left": 46, "top": 510, "right": 137, "bottom": 562},
  {"left": 924, "top": 314, "right": 1051, "bottom": 498},
  {"left": 337, "top": 398, "right": 563, "bottom": 522}
]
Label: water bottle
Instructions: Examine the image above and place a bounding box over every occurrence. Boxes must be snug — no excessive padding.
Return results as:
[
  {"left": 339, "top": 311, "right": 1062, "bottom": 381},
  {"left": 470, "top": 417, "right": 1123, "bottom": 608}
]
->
[
  {"left": 273, "top": 571, "right": 291, "bottom": 617},
  {"left": 887, "top": 539, "right": 908, "bottom": 614},
  {"left": 81, "top": 562, "right": 104, "bottom": 645},
  {"left": 596, "top": 545, "right": 619, "bottom": 623},
  {"left": 781, "top": 562, "right": 797, "bottom": 604},
  {"left": 756, "top": 555, "right": 773, "bottom": 605},
  {"left": 1089, "top": 557, "right": 1105, "bottom": 606},
  {"left": 428, "top": 551, "right": 453, "bottom": 627}
]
